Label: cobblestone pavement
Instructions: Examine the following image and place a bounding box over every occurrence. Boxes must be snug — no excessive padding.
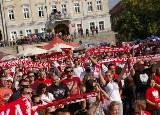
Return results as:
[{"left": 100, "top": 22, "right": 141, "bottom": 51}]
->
[
  {"left": 0, "top": 31, "right": 116, "bottom": 56},
  {"left": 74, "top": 31, "right": 116, "bottom": 44}
]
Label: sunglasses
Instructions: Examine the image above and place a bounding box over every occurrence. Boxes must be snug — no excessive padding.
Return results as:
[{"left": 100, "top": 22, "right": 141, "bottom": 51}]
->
[
  {"left": 21, "top": 85, "right": 30, "bottom": 88},
  {"left": 25, "top": 91, "right": 32, "bottom": 95},
  {"left": 7, "top": 80, "right": 13, "bottom": 83},
  {"left": 28, "top": 75, "right": 34, "bottom": 77},
  {"left": 34, "top": 100, "right": 42, "bottom": 105},
  {"left": 66, "top": 70, "right": 74, "bottom": 73},
  {"left": 106, "top": 74, "right": 111, "bottom": 76}
]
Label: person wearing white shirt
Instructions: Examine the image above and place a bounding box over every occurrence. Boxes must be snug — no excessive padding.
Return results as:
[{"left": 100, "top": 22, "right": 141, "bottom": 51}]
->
[
  {"left": 73, "top": 59, "right": 84, "bottom": 78},
  {"left": 99, "top": 62, "right": 128, "bottom": 115},
  {"left": 37, "top": 83, "right": 55, "bottom": 105}
]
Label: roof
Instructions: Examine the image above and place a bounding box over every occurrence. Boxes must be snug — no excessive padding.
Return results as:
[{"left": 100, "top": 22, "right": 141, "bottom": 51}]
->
[
  {"left": 109, "top": 0, "right": 123, "bottom": 14},
  {"left": 41, "top": 36, "right": 79, "bottom": 50}
]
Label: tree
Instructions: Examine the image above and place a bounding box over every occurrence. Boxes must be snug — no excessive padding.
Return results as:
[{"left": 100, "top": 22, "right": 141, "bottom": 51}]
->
[
  {"left": 115, "top": 0, "right": 160, "bottom": 40},
  {"left": 47, "top": 28, "right": 52, "bottom": 35}
]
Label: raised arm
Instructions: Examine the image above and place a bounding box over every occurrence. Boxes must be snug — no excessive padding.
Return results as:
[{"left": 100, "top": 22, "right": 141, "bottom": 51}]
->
[
  {"left": 96, "top": 83, "right": 109, "bottom": 99},
  {"left": 99, "top": 70, "right": 106, "bottom": 86},
  {"left": 87, "top": 91, "right": 100, "bottom": 115},
  {"left": 130, "top": 67, "right": 135, "bottom": 77},
  {"left": 90, "top": 55, "right": 98, "bottom": 65},
  {"left": 117, "top": 60, "right": 128, "bottom": 83}
]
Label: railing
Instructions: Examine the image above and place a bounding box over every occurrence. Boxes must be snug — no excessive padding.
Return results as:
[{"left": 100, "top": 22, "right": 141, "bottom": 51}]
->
[{"left": 50, "top": 13, "right": 71, "bottom": 21}]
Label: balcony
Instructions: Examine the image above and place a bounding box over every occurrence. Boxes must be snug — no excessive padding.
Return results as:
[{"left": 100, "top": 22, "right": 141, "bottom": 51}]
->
[{"left": 50, "top": 12, "right": 71, "bottom": 23}]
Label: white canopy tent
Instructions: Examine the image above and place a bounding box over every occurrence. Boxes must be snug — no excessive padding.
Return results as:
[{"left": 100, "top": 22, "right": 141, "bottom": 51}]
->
[
  {"left": 1, "top": 55, "right": 16, "bottom": 61},
  {"left": 17, "top": 47, "right": 48, "bottom": 57}
]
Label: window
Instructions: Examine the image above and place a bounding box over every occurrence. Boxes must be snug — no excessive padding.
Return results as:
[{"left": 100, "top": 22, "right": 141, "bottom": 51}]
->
[
  {"left": 97, "top": 0, "right": 102, "bottom": 11},
  {"left": 8, "top": 9, "right": 14, "bottom": 20},
  {"left": 77, "top": 24, "right": 82, "bottom": 33},
  {"left": 41, "top": 28, "right": 45, "bottom": 33},
  {"left": 90, "top": 22, "right": 95, "bottom": 30},
  {"left": 51, "top": 4, "right": 57, "bottom": 12},
  {"left": 75, "top": 3, "right": 80, "bottom": 13},
  {"left": 38, "top": 5, "right": 44, "bottom": 17},
  {"left": 5, "top": 0, "right": 12, "bottom": 1},
  {"left": 35, "top": 29, "right": 38, "bottom": 34},
  {"left": 61, "top": 4, "right": 67, "bottom": 13},
  {"left": 26, "top": 29, "right": 32, "bottom": 36},
  {"left": 23, "top": 7, "right": 29, "bottom": 19},
  {"left": 20, "top": 30, "right": 23, "bottom": 36},
  {"left": 99, "top": 21, "right": 104, "bottom": 30},
  {"left": 11, "top": 31, "right": 17, "bottom": 39},
  {"left": 87, "top": 2, "right": 93, "bottom": 12}
]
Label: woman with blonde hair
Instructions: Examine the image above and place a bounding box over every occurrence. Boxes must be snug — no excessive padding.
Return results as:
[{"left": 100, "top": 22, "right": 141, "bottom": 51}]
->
[
  {"left": 134, "top": 99, "right": 151, "bottom": 115},
  {"left": 99, "top": 61, "right": 128, "bottom": 115},
  {"left": 106, "top": 101, "right": 120, "bottom": 115}
]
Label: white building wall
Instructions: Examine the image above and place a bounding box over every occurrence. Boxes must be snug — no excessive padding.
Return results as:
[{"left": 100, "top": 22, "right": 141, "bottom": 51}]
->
[
  {"left": 70, "top": 14, "right": 111, "bottom": 35},
  {"left": 0, "top": 0, "right": 111, "bottom": 41}
]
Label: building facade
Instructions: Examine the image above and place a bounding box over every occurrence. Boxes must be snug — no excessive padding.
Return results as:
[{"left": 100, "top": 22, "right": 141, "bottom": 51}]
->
[
  {"left": 109, "top": 0, "right": 123, "bottom": 31},
  {"left": 0, "top": 0, "right": 111, "bottom": 41}
]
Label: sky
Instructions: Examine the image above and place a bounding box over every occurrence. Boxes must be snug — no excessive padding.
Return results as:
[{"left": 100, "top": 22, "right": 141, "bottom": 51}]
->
[{"left": 108, "top": 0, "right": 120, "bottom": 10}]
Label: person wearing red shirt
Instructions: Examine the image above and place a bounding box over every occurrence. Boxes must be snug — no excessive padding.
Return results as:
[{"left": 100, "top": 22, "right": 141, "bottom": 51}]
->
[
  {"left": 61, "top": 66, "right": 83, "bottom": 113},
  {"left": 145, "top": 79, "right": 160, "bottom": 115},
  {"left": 134, "top": 99, "right": 151, "bottom": 115},
  {"left": 62, "top": 66, "right": 81, "bottom": 97},
  {"left": 32, "top": 70, "right": 52, "bottom": 90},
  {"left": 154, "top": 68, "right": 160, "bottom": 94}
]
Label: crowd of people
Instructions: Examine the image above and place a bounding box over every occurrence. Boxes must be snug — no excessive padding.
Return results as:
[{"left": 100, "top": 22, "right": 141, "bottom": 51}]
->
[
  {"left": 0, "top": 37, "right": 160, "bottom": 115},
  {"left": 0, "top": 33, "right": 54, "bottom": 47}
]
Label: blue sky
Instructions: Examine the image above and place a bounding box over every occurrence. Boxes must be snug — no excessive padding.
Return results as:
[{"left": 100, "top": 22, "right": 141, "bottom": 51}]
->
[{"left": 108, "top": 0, "right": 120, "bottom": 10}]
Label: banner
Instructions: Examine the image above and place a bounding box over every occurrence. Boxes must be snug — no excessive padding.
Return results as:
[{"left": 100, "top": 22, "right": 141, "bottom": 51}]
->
[
  {"left": 25, "top": 62, "right": 50, "bottom": 71},
  {"left": 0, "top": 58, "right": 30, "bottom": 68},
  {"left": 38, "top": 52, "right": 62, "bottom": 59},
  {"left": 50, "top": 55, "right": 69, "bottom": 61},
  {"left": 33, "top": 92, "right": 96, "bottom": 112},
  {"left": 86, "top": 47, "right": 129, "bottom": 57},
  {"left": 0, "top": 98, "right": 31, "bottom": 115},
  {"left": 98, "top": 58, "right": 128, "bottom": 64},
  {"left": 135, "top": 54, "right": 160, "bottom": 62},
  {"left": 98, "top": 55, "right": 160, "bottom": 64},
  {"left": 93, "top": 64, "right": 102, "bottom": 78}
]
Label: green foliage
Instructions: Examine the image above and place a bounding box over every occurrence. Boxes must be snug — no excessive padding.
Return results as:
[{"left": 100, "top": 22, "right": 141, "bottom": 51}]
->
[
  {"left": 47, "top": 28, "right": 52, "bottom": 34},
  {"left": 115, "top": 0, "right": 160, "bottom": 40}
]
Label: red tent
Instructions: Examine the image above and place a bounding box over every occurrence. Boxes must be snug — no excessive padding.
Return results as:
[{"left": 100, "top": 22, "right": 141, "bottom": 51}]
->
[{"left": 42, "top": 36, "right": 79, "bottom": 50}]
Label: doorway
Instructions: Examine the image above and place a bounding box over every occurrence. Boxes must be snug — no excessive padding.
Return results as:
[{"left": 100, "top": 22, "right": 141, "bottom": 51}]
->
[{"left": 54, "top": 24, "right": 69, "bottom": 36}]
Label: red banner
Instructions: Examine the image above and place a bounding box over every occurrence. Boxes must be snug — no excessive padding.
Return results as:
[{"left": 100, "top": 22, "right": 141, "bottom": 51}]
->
[
  {"left": 38, "top": 52, "right": 62, "bottom": 59},
  {"left": 50, "top": 55, "right": 69, "bottom": 61},
  {"left": 0, "top": 98, "right": 31, "bottom": 115},
  {"left": 98, "top": 54, "right": 160, "bottom": 64},
  {"left": 33, "top": 92, "right": 96, "bottom": 112},
  {"left": 25, "top": 62, "right": 50, "bottom": 71},
  {"left": 93, "top": 64, "right": 102, "bottom": 78},
  {"left": 0, "top": 58, "right": 30, "bottom": 67},
  {"left": 98, "top": 58, "right": 128, "bottom": 64},
  {"left": 135, "top": 54, "right": 160, "bottom": 62},
  {"left": 86, "top": 47, "right": 129, "bottom": 57}
]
